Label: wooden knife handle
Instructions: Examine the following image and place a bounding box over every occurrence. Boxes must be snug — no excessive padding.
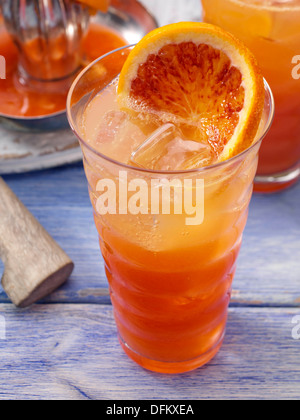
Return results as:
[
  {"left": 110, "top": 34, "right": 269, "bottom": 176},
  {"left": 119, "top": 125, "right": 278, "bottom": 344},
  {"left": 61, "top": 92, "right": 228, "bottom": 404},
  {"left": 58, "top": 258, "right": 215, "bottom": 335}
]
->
[{"left": 0, "top": 177, "right": 74, "bottom": 308}]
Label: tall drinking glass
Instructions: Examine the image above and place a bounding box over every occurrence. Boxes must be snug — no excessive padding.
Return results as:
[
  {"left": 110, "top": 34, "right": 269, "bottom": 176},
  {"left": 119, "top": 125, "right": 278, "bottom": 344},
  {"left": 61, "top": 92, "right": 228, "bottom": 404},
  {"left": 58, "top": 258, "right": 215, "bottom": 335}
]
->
[
  {"left": 201, "top": 0, "right": 300, "bottom": 193},
  {"left": 67, "top": 46, "right": 274, "bottom": 373}
]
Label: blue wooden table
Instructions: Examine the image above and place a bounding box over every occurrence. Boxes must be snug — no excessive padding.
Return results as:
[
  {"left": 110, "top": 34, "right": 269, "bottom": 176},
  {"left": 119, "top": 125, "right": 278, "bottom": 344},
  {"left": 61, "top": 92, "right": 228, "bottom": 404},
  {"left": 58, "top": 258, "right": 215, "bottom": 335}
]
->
[{"left": 0, "top": 0, "right": 300, "bottom": 400}]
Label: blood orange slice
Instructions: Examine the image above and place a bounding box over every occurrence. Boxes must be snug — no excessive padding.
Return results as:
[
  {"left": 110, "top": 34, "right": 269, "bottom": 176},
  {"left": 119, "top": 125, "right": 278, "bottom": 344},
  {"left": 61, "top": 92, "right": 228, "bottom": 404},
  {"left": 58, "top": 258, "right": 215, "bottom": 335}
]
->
[{"left": 118, "top": 22, "right": 265, "bottom": 162}]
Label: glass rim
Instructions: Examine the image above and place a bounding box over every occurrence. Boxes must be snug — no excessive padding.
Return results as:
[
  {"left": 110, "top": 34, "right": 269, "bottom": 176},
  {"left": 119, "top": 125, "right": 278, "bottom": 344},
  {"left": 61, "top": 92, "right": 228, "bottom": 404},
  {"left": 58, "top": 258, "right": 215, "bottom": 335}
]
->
[
  {"left": 67, "top": 44, "right": 275, "bottom": 176},
  {"left": 214, "top": 0, "right": 300, "bottom": 12}
]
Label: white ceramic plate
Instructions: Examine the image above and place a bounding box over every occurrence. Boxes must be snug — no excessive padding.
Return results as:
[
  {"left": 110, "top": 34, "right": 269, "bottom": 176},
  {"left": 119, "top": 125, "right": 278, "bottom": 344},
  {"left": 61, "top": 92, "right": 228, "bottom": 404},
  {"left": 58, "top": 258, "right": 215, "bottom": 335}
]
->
[{"left": 0, "top": 127, "right": 82, "bottom": 174}]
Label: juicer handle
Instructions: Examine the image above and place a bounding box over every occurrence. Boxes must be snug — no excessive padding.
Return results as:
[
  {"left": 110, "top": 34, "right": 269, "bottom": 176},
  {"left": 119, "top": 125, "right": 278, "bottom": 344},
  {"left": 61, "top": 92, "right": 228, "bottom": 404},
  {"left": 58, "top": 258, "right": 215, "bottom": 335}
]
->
[{"left": 0, "top": 177, "right": 74, "bottom": 308}]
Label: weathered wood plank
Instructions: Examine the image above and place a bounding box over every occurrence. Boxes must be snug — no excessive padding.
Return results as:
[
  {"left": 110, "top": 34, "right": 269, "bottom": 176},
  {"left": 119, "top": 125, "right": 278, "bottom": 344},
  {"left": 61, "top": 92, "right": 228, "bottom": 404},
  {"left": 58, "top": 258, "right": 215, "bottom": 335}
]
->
[
  {"left": 0, "top": 304, "right": 299, "bottom": 400},
  {"left": 1, "top": 164, "right": 299, "bottom": 306},
  {"left": 0, "top": 0, "right": 299, "bottom": 402},
  {"left": 234, "top": 184, "right": 300, "bottom": 306}
]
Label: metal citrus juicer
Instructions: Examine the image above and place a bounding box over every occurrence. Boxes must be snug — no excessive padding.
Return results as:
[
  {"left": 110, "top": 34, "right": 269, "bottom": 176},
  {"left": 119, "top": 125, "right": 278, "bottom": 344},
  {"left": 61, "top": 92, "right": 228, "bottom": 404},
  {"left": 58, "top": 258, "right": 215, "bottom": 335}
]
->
[
  {"left": 0, "top": 0, "right": 158, "bottom": 131},
  {"left": 0, "top": 0, "right": 91, "bottom": 130},
  {"left": 0, "top": 1, "right": 87, "bottom": 306}
]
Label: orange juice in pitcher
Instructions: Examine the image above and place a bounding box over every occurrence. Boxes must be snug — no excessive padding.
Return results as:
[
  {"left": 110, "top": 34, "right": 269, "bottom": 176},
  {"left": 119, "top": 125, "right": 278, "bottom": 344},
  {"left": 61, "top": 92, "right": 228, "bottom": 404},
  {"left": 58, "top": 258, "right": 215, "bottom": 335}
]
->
[{"left": 202, "top": 0, "right": 300, "bottom": 192}]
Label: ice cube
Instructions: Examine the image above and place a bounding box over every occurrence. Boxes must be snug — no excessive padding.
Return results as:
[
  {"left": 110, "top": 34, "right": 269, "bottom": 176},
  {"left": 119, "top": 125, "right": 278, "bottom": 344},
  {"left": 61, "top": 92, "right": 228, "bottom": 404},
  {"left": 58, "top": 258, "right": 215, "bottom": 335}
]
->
[
  {"left": 95, "top": 110, "right": 128, "bottom": 145},
  {"left": 130, "top": 123, "right": 215, "bottom": 171}
]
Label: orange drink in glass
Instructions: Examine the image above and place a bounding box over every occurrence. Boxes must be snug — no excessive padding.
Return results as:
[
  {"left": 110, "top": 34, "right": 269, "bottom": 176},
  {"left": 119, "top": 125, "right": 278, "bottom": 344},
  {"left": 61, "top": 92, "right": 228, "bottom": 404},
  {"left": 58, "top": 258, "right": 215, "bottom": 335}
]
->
[
  {"left": 68, "top": 34, "right": 273, "bottom": 373},
  {"left": 201, "top": 0, "right": 300, "bottom": 192}
]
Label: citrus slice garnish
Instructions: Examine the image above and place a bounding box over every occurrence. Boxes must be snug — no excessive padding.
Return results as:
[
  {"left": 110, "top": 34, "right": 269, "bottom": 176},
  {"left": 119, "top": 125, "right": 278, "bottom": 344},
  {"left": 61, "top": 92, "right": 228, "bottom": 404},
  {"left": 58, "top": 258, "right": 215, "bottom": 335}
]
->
[{"left": 118, "top": 22, "right": 265, "bottom": 162}]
